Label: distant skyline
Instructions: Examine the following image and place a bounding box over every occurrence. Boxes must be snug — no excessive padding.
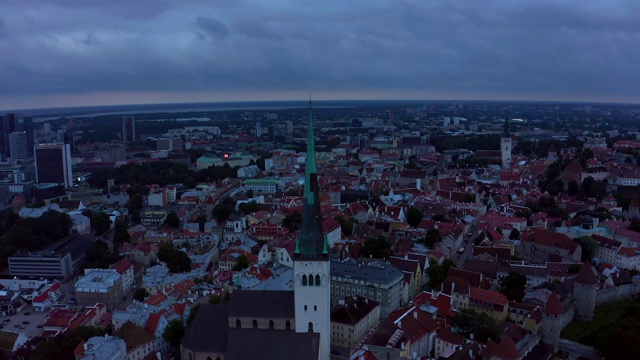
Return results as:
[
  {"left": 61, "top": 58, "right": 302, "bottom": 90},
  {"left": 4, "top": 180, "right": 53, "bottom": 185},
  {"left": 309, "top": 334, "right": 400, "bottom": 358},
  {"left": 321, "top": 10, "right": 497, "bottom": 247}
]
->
[{"left": 1, "top": 0, "right": 639, "bottom": 110}]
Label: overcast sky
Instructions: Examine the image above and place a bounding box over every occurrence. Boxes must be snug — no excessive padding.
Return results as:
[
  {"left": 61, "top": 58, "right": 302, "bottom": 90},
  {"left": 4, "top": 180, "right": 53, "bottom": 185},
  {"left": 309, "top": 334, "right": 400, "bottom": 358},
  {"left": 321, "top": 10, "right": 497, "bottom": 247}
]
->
[{"left": 0, "top": 0, "right": 639, "bottom": 110}]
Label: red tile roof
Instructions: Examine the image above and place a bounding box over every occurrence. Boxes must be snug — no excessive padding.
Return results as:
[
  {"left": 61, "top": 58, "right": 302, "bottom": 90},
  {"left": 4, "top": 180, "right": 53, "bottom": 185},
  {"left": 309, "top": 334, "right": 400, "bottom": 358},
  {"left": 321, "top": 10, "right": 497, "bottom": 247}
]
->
[
  {"left": 544, "top": 292, "right": 563, "bottom": 316},
  {"left": 469, "top": 287, "right": 508, "bottom": 306},
  {"left": 492, "top": 335, "right": 520, "bottom": 360},
  {"left": 575, "top": 262, "right": 598, "bottom": 285}
]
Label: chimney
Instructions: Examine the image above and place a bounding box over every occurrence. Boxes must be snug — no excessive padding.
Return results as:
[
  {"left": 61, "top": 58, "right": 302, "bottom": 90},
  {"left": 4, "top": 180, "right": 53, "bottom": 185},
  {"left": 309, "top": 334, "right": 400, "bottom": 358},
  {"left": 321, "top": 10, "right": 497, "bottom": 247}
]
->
[
  {"left": 413, "top": 311, "right": 417, "bottom": 319},
  {"left": 404, "top": 254, "right": 408, "bottom": 260}
]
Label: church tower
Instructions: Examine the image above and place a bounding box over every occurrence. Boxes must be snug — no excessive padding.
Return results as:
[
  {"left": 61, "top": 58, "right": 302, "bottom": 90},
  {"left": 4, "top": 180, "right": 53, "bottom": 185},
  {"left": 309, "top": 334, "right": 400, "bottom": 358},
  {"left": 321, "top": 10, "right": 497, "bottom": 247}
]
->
[
  {"left": 501, "top": 113, "right": 512, "bottom": 166},
  {"left": 294, "top": 99, "right": 330, "bottom": 360}
]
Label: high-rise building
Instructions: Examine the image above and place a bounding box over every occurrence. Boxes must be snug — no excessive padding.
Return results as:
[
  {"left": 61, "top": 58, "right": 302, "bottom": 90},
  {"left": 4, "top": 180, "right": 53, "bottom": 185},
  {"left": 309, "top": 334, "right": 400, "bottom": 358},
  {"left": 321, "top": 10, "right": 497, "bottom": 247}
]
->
[
  {"left": 9, "top": 131, "right": 29, "bottom": 165},
  {"left": 18, "top": 116, "right": 35, "bottom": 155},
  {"left": 34, "top": 143, "right": 73, "bottom": 188},
  {"left": 293, "top": 99, "right": 330, "bottom": 360},
  {"left": 1, "top": 113, "right": 17, "bottom": 159},
  {"left": 121, "top": 116, "right": 136, "bottom": 142}
]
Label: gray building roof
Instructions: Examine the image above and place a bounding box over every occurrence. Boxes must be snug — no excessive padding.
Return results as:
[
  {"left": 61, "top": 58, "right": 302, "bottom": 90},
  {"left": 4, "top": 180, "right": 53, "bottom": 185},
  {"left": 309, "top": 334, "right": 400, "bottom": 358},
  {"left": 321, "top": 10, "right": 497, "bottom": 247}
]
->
[
  {"left": 228, "top": 290, "right": 294, "bottom": 319},
  {"left": 181, "top": 303, "right": 229, "bottom": 353},
  {"left": 225, "top": 328, "right": 319, "bottom": 360},
  {"left": 331, "top": 258, "right": 403, "bottom": 284}
]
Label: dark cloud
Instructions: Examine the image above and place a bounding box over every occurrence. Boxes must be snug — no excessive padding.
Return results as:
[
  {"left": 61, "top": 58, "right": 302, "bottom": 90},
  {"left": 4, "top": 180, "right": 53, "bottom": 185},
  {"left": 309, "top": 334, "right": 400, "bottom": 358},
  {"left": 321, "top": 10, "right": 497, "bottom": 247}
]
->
[
  {"left": 196, "top": 16, "right": 230, "bottom": 40},
  {"left": 0, "top": 0, "right": 639, "bottom": 109}
]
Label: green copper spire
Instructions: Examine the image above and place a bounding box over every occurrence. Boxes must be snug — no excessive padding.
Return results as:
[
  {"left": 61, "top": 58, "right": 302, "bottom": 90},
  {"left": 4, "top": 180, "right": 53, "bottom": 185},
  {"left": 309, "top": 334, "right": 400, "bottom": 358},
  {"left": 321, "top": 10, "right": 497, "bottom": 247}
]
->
[
  {"left": 295, "top": 98, "right": 328, "bottom": 258},
  {"left": 304, "top": 97, "right": 317, "bottom": 203}
]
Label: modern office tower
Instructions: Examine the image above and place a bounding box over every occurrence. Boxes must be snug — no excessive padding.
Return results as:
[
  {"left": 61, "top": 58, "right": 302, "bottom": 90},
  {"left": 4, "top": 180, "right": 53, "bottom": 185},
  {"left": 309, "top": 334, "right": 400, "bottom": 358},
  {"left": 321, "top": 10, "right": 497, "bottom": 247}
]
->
[
  {"left": 9, "top": 132, "right": 29, "bottom": 164},
  {"left": 1, "top": 113, "right": 17, "bottom": 159},
  {"left": 121, "top": 116, "right": 136, "bottom": 142},
  {"left": 19, "top": 116, "right": 35, "bottom": 155},
  {"left": 34, "top": 143, "right": 73, "bottom": 188}
]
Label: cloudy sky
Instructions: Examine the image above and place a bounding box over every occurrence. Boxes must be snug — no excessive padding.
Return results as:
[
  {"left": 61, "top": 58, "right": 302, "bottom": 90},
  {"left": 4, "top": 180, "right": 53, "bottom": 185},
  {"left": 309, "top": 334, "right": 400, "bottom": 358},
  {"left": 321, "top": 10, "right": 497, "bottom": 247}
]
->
[{"left": 0, "top": 0, "right": 639, "bottom": 110}]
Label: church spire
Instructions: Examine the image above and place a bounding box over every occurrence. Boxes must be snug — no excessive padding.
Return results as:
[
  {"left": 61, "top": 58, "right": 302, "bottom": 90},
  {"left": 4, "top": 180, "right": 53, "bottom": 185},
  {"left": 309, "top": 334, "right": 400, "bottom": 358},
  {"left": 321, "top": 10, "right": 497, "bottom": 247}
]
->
[
  {"left": 503, "top": 111, "right": 510, "bottom": 137},
  {"left": 295, "top": 98, "right": 328, "bottom": 258}
]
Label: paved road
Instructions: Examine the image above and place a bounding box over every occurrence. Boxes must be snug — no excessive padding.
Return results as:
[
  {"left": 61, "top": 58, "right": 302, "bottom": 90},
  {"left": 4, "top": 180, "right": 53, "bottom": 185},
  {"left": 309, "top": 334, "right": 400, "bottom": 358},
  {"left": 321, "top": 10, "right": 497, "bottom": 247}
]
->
[{"left": 455, "top": 222, "right": 478, "bottom": 268}]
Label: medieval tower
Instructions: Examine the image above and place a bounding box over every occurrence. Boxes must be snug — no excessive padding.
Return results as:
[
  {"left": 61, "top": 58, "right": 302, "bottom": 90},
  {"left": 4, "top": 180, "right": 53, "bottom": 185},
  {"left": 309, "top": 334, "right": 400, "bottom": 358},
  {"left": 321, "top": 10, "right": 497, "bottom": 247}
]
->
[
  {"left": 574, "top": 262, "right": 598, "bottom": 321},
  {"left": 501, "top": 113, "right": 512, "bottom": 166}
]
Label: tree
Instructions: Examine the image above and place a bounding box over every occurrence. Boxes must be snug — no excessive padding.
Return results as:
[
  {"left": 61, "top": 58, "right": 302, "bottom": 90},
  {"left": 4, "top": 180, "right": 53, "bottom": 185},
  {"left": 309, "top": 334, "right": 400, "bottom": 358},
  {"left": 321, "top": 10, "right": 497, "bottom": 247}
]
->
[
  {"left": 575, "top": 236, "right": 598, "bottom": 262},
  {"left": 90, "top": 211, "right": 112, "bottom": 236},
  {"left": 208, "top": 295, "right": 221, "bottom": 304},
  {"left": 239, "top": 201, "right": 261, "bottom": 214},
  {"left": 509, "top": 228, "right": 520, "bottom": 240},
  {"left": 163, "top": 319, "right": 185, "bottom": 347},
  {"left": 567, "top": 180, "right": 579, "bottom": 196},
  {"left": 362, "top": 236, "right": 392, "bottom": 259},
  {"left": 406, "top": 207, "right": 424, "bottom": 228},
  {"left": 212, "top": 198, "right": 235, "bottom": 222},
  {"left": 158, "top": 243, "right": 192, "bottom": 273},
  {"left": 452, "top": 308, "right": 501, "bottom": 342},
  {"left": 421, "top": 229, "right": 441, "bottom": 249},
  {"left": 232, "top": 254, "right": 250, "bottom": 271},
  {"left": 282, "top": 211, "right": 303, "bottom": 231},
  {"left": 133, "top": 288, "right": 149, "bottom": 302},
  {"left": 164, "top": 212, "right": 180, "bottom": 228},
  {"left": 113, "top": 217, "right": 130, "bottom": 245},
  {"left": 84, "top": 240, "right": 111, "bottom": 269},
  {"left": 426, "top": 258, "right": 455, "bottom": 289},
  {"left": 499, "top": 271, "right": 527, "bottom": 302}
]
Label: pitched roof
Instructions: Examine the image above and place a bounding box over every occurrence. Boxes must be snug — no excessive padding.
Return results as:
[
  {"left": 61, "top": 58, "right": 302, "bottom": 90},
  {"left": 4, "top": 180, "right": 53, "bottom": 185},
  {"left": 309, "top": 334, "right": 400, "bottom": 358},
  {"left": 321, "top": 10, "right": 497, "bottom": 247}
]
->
[
  {"left": 331, "top": 295, "right": 380, "bottom": 325},
  {"left": 575, "top": 262, "right": 598, "bottom": 285},
  {"left": 225, "top": 328, "right": 319, "bottom": 360},
  {"left": 544, "top": 292, "right": 563, "bottom": 316},
  {"left": 492, "top": 334, "right": 520, "bottom": 360},
  {"left": 469, "top": 287, "right": 508, "bottom": 306},
  {"left": 228, "top": 290, "right": 294, "bottom": 319},
  {"left": 181, "top": 303, "right": 229, "bottom": 353}
]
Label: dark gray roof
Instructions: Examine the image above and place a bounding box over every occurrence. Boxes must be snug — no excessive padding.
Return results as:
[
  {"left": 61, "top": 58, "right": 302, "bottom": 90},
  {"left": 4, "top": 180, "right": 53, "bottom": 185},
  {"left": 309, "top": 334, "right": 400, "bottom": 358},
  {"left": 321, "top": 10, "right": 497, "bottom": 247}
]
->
[
  {"left": 228, "top": 290, "right": 294, "bottom": 319},
  {"left": 225, "top": 328, "right": 319, "bottom": 360},
  {"left": 331, "top": 258, "right": 403, "bottom": 285},
  {"left": 44, "top": 234, "right": 93, "bottom": 259},
  {"left": 181, "top": 303, "right": 229, "bottom": 353}
]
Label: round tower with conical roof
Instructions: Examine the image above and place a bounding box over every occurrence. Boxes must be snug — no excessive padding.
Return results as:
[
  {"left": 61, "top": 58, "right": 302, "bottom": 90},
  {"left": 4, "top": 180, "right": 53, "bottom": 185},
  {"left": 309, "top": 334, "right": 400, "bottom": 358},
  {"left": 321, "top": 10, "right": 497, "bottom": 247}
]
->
[
  {"left": 574, "top": 262, "right": 598, "bottom": 321},
  {"left": 541, "top": 291, "right": 563, "bottom": 351}
]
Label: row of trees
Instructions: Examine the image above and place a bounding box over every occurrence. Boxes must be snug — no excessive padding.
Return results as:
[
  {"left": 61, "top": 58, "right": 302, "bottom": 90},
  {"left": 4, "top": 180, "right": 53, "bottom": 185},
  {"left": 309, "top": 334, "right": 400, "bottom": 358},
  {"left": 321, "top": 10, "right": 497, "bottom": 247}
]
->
[{"left": 158, "top": 243, "right": 192, "bottom": 273}]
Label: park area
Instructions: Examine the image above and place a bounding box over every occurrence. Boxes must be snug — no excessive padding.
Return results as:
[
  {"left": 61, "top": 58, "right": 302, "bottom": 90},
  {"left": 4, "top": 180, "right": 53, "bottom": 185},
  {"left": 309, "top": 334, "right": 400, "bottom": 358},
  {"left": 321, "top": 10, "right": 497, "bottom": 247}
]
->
[{"left": 561, "top": 300, "right": 635, "bottom": 342}]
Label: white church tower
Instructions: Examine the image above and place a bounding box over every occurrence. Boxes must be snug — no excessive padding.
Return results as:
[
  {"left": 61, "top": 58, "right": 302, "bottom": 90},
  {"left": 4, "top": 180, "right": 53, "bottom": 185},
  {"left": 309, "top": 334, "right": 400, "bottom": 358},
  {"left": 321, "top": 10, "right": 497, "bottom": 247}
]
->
[
  {"left": 501, "top": 113, "right": 512, "bottom": 166},
  {"left": 294, "top": 99, "right": 331, "bottom": 360}
]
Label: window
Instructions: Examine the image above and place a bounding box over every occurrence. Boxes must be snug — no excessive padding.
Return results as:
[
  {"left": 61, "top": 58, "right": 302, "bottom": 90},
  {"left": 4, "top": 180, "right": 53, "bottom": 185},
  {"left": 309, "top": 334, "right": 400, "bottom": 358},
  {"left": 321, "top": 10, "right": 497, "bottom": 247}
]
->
[
  {"left": 286, "top": 320, "right": 291, "bottom": 330},
  {"left": 309, "top": 275, "right": 314, "bottom": 286},
  {"left": 315, "top": 274, "right": 321, "bottom": 286},
  {"left": 314, "top": 305, "right": 317, "bottom": 311},
  {"left": 302, "top": 275, "right": 307, "bottom": 286},
  {"left": 304, "top": 305, "right": 307, "bottom": 311},
  {"left": 269, "top": 320, "right": 274, "bottom": 329},
  {"left": 308, "top": 322, "right": 313, "bottom": 333},
  {"left": 236, "top": 319, "right": 241, "bottom": 328},
  {"left": 253, "top": 320, "right": 258, "bottom": 329}
]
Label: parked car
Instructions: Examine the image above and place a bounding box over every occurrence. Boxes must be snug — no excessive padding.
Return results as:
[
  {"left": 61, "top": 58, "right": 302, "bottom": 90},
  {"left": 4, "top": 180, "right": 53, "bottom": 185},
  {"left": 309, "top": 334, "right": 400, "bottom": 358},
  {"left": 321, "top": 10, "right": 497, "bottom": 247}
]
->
[
  {"left": 22, "top": 321, "right": 30, "bottom": 325},
  {"left": 24, "top": 312, "right": 31, "bottom": 315}
]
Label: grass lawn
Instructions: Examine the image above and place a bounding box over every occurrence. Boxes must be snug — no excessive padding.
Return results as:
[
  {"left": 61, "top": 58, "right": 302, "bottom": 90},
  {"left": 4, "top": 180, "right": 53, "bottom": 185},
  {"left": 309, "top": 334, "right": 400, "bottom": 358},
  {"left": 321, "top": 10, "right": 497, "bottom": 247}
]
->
[{"left": 561, "top": 300, "right": 636, "bottom": 342}]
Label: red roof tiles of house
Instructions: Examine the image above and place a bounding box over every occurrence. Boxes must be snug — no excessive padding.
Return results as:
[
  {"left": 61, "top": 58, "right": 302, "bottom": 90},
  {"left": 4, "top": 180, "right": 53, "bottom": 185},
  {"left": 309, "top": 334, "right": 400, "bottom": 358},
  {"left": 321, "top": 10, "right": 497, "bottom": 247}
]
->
[
  {"left": 492, "top": 335, "right": 520, "bottom": 360},
  {"left": 144, "top": 293, "right": 168, "bottom": 307},
  {"left": 522, "top": 229, "right": 578, "bottom": 252},
  {"left": 575, "top": 262, "right": 598, "bottom": 285},
  {"left": 111, "top": 259, "right": 133, "bottom": 275},
  {"left": 436, "top": 329, "right": 466, "bottom": 345},
  {"left": 544, "top": 292, "right": 563, "bottom": 316},
  {"left": 469, "top": 287, "right": 508, "bottom": 306}
]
